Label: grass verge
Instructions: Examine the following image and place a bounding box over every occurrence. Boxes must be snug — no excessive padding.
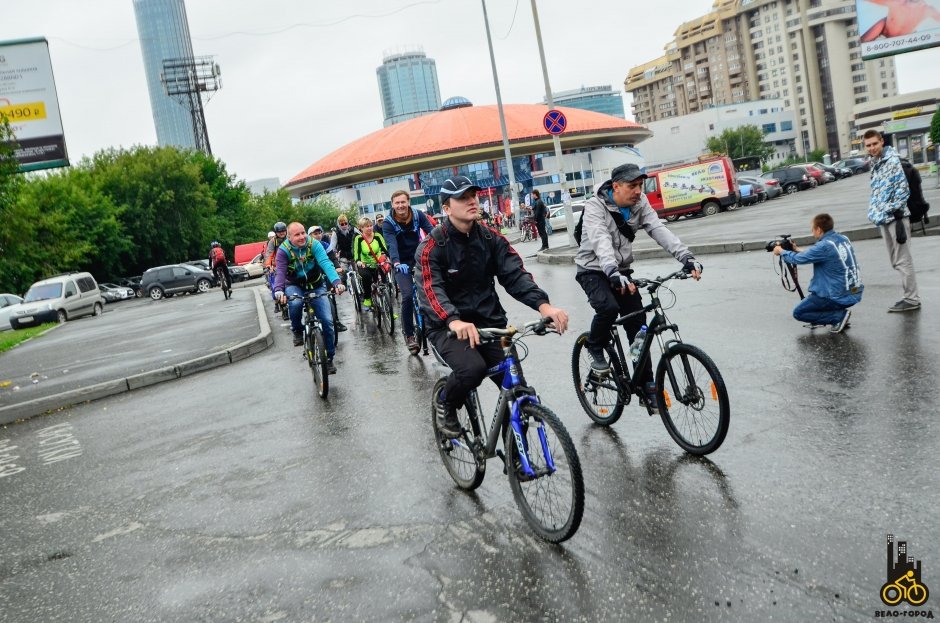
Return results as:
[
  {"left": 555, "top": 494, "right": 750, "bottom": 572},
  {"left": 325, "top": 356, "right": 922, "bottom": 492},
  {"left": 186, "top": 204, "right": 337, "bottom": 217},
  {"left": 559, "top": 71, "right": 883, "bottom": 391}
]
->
[{"left": 0, "top": 324, "right": 57, "bottom": 354}]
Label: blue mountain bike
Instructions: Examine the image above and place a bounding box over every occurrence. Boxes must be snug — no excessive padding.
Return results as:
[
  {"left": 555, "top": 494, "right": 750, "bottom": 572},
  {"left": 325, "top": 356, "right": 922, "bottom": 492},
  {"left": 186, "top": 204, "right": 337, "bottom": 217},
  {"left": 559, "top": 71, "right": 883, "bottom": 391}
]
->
[{"left": 431, "top": 318, "right": 584, "bottom": 543}]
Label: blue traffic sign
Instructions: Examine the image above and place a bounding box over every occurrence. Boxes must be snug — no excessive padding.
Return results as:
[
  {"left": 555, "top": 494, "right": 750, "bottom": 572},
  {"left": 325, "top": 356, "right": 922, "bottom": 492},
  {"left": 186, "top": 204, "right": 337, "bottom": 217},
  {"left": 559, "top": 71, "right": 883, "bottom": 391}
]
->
[{"left": 543, "top": 109, "right": 567, "bottom": 135}]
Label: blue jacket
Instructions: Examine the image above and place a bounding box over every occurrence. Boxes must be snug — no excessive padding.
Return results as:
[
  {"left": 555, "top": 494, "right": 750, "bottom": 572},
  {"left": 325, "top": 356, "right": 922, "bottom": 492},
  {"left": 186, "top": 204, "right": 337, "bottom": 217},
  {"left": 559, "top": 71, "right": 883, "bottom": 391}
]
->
[
  {"left": 382, "top": 208, "right": 434, "bottom": 267},
  {"left": 868, "top": 145, "right": 910, "bottom": 226},
  {"left": 780, "top": 230, "right": 863, "bottom": 304}
]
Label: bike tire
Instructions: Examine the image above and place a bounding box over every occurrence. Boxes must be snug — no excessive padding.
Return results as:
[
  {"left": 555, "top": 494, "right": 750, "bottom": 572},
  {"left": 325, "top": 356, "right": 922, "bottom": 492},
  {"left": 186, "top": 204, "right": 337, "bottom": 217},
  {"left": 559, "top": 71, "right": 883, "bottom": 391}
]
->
[
  {"left": 655, "top": 343, "right": 729, "bottom": 455},
  {"left": 571, "top": 332, "right": 626, "bottom": 425},
  {"left": 352, "top": 277, "right": 363, "bottom": 315},
  {"left": 381, "top": 289, "right": 395, "bottom": 336},
  {"left": 412, "top": 304, "right": 426, "bottom": 355},
  {"left": 505, "top": 403, "right": 584, "bottom": 543},
  {"left": 307, "top": 327, "right": 329, "bottom": 399},
  {"left": 431, "top": 379, "right": 485, "bottom": 490},
  {"left": 330, "top": 295, "right": 340, "bottom": 346}
]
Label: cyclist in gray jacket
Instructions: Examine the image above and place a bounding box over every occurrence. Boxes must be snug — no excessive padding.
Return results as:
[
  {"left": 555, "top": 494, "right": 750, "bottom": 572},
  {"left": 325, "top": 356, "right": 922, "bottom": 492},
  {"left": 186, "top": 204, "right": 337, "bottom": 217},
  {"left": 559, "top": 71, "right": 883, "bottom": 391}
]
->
[{"left": 575, "top": 163, "right": 701, "bottom": 412}]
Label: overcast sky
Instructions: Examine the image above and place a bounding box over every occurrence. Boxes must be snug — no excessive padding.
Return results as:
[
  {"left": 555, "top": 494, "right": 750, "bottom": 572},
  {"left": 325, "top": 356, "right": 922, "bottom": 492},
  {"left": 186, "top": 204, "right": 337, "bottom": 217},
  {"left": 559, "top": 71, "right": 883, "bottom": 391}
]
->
[{"left": 3, "top": 0, "right": 939, "bottom": 185}]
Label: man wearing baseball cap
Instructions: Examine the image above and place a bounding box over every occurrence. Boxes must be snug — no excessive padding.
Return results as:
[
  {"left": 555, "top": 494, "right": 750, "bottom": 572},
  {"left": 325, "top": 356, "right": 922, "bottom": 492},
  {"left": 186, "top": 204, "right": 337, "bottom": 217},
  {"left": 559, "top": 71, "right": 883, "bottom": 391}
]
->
[
  {"left": 415, "top": 175, "right": 569, "bottom": 438},
  {"left": 574, "top": 163, "right": 702, "bottom": 414}
]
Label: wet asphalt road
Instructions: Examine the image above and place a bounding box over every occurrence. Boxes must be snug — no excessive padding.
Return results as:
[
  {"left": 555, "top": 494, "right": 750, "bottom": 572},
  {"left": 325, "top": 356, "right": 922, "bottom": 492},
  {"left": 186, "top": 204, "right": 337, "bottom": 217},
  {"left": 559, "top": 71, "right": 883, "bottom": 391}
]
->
[{"left": 1, "top": 233, "right": 938, "bottom": 622}]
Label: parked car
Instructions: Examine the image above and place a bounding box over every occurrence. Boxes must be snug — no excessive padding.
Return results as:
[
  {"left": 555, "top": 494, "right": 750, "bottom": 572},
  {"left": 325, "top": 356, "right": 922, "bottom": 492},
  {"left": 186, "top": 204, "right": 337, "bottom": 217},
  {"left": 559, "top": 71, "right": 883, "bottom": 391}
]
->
[
  {"left": 229, "top": 264, "right": 249, "bottom": 283},
  {"left": 7, "top": 272, "right": 104, "bottom": 329},
  {"left": 761, "top": 168, "right": 815, "bottom": 194},
  {"left": 99, "top": 283, "right": 135, "bottom": 302},
  {"left": 141, "top": 264, "right": 215, "bottom": 300},
  {"left": 736, "top": 179, "right": 768, "bottom": 205},
  {"left": 0, "top": 294, "right": 24, "bottom": 331},
  {"left": 119, "top": 276, "right": 142, "bottom": 298},
  {"left": 810, "top": 162, "right": 849, "bottom": 180},
  {"left": 737, "top": 174, "right": 781, "bottom": 200},
  {"left": 789, "top": 164, "right": 826, "bottom": 185},
  {"left": 547, "top": 202, "right": 585, "bottom": 232},
  {"left": 242, "top": 253, "right": 267, "bottom": 279},
  {"left": 832, "top": 157, "right": 870, "bottom": 174},
  {"left": 185, "top": 259, "right": 212, "bottom": 272}
]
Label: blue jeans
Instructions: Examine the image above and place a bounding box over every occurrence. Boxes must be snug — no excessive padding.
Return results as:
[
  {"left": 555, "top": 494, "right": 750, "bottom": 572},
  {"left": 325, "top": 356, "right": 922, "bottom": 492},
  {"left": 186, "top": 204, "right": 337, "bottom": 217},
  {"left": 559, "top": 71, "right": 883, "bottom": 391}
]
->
[
  {"left": 285, "top": 284, "right": 335, "bottom": 359},
  {"left": 395, "top": 268, "right": 416, "bottom": 337},
  {"left": 792, "top": 294, "right": 850, "bottom": 326}
]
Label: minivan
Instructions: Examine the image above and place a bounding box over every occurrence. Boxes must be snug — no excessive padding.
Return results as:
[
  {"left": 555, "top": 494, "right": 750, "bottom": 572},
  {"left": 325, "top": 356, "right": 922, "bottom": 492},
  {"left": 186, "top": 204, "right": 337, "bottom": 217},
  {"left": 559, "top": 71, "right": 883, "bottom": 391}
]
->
[{"left": 8, "top": 272, "right": 104, "bottom": 329}]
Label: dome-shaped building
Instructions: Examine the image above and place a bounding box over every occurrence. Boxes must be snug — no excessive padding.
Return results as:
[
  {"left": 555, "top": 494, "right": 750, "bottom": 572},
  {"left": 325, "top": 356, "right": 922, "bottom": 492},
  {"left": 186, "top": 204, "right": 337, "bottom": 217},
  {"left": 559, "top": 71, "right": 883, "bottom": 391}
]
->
[{"left": 284, "top": 102, "right": 651, "bottom": 216}]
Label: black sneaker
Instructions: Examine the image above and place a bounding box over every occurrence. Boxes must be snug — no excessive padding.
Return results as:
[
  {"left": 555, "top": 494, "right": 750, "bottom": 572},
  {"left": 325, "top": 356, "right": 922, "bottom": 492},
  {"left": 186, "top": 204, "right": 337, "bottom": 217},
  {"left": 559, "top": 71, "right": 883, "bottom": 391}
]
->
[
  {"left": 643, "top": 382, "right": 660, "bottom": 414},
  {"left": 335, "top": 320, "right": 348, "bottom": 332},
  {"left": 282, "top": 307, "right": 289, "bottom": 321},
  {"left": 406, "top": 335, "right": 419, "bottom": 355},
  {"left": 327, "top": 359, "right": 337, "bottom": 375},
  {"left": 274, "top": 302, "right": 281, "bottom": 314},
  {"left": 292, "top": 331, "right": 303, "bottom": 347},
  {"left": 587, "top": 347, "right": 610, "bottom": 373},
  {"left": 435, "top": 396, "right": 461, "bottom": 438}
]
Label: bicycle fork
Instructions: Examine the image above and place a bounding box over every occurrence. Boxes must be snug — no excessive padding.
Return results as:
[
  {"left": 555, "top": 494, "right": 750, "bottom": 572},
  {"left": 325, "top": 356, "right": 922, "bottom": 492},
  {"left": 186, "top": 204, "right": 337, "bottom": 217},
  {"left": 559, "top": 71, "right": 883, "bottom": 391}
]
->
[{"left": 505, "top": 394, "right": 555, "bottom": 481}]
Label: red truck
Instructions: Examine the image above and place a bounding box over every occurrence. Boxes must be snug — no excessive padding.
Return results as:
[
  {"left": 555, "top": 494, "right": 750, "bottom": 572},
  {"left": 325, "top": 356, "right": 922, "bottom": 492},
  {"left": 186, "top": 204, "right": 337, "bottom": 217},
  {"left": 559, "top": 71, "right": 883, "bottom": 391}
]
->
[{"left": 642, "top": 156, "right": 740, "bottom": 221}]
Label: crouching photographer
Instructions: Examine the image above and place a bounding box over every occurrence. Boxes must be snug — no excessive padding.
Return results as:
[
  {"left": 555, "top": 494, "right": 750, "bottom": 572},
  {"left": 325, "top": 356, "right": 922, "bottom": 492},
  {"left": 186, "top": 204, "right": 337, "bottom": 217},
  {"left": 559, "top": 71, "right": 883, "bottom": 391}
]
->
[{"left": 772, "top": 213, "right": 863, "bottom": 334}]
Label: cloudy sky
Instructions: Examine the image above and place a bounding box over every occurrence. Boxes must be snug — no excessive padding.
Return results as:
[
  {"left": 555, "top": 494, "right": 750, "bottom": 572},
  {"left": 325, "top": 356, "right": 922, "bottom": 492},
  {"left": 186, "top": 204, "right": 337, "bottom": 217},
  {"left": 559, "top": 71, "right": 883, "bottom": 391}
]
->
[{"left": 3, "top": 0, "right": 939, "bottom": 185}]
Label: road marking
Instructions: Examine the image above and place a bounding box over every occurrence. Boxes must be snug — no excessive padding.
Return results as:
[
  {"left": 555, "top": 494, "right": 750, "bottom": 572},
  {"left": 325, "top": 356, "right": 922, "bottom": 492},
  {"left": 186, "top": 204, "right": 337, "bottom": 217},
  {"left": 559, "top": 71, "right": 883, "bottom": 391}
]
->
[
  {"left": 0, "top": 438, "right": 25, "bottom": 478},
  {"left": 37, "top": 423, "right": 83, "bottom": 464}
]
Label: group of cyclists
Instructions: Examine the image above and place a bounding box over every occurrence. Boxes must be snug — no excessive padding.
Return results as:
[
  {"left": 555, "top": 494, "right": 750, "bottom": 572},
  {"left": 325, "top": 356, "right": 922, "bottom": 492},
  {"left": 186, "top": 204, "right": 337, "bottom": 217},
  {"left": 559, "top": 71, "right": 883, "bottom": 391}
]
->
[{"left": 247, "top": 165, "right": 702, "bottom": 437}]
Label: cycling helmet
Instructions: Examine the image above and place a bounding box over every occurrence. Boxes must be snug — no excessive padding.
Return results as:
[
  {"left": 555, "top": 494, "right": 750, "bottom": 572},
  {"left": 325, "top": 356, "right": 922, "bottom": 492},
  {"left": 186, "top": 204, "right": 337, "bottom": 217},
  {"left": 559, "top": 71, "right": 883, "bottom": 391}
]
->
[
  {"left": 267, "top": 231, "right": 275, "bottom": 239},
  {"left": 211, "top": 241, "right": 220, "bottom": 248},
  {"left": 273, "top": 221, "right": 287, "bottom": 234}
]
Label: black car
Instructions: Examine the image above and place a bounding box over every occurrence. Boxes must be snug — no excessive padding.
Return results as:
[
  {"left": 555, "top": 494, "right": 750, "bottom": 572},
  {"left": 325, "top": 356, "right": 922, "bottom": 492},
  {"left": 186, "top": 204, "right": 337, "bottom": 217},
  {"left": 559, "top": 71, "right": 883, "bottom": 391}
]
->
[
  {"left": 141, "top": 264, "right": 215, "bottom": 300},
  {"left": 761, "top": 168, "right": 815, "bottom": 194},
  {"left": 833, "top": 157, "right": 870, "bottom": 174},
  {"left": 118, "top": 276, "right": 142, "bottom": 298}
]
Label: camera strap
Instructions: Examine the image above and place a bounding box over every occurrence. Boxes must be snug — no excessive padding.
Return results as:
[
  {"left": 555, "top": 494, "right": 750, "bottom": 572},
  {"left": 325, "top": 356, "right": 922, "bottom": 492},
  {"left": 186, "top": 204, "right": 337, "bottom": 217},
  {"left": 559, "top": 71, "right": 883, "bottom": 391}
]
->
[{"left": 775, "top": 255, "right": 805, "bottom": 299}]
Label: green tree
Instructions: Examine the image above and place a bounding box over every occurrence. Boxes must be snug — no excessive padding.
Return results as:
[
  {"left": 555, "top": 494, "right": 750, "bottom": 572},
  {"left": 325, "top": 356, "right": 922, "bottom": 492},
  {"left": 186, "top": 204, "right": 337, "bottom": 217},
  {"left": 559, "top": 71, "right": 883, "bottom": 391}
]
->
[
  {"left": 0, "top": 114, "right": 28, "bottom": 293},
  {"left": 706, "top": 125, "right": 776, "bottom": 163},
  {"left": 930, "top": 108, "right": 940, "bottom": 156},
  {"left": 807, "top": 148, "right": 827, "bottom": 163}
]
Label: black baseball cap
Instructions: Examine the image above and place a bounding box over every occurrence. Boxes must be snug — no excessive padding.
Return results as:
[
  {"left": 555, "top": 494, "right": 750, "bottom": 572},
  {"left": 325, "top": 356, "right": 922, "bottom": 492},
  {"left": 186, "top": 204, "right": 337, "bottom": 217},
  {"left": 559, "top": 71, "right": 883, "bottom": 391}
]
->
[
  {"left": 440, "top": 175, "right": 481, "bottom": 203},
  {"left": 611, "top": 163, "right": 647, "bottom": 183}
]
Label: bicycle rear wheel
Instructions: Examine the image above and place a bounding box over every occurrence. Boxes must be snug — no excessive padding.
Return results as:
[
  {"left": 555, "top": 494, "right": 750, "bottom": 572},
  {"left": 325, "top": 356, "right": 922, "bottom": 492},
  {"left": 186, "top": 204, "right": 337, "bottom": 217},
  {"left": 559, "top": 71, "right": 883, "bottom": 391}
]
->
[
  {"left": 505, "top": 403, "right": 584, "bottom": 543},
  {"left": 571, "top": 332, "right": 626, "bottom": 425},
  {"left": 306, "top": 325, "right": 329, "bottom": 399},
  {"left": 431, "top": 379, "right": 485, "bottom": 490},
  {"left": 655, "top": 343, "right": 729, "bottom": 455}
]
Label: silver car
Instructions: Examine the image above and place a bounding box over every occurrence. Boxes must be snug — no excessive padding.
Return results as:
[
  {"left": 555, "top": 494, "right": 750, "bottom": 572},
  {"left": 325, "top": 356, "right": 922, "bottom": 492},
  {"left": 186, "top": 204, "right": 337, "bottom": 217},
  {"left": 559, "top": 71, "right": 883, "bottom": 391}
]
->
[{"left": 0, "top": 293, "right": 24, "bottom": 331}]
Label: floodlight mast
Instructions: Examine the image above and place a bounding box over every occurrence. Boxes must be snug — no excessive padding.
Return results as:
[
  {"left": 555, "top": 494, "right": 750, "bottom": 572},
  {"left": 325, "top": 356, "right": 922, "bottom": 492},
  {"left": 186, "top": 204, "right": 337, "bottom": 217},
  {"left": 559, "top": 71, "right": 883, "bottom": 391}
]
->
[{"left": 160, "top": 55, "right": 221, "bottom": 154}]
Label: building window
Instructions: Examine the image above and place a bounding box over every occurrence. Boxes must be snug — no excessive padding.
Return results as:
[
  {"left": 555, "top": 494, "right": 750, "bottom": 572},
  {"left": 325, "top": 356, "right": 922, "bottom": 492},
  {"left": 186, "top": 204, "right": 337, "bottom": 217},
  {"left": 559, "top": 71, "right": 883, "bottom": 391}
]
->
[
  {"left": 762, "top": 122, "right": 777, "bottom": 133},
  {"left": 781, "top": 120, "right": 793, "bottom": 131}
]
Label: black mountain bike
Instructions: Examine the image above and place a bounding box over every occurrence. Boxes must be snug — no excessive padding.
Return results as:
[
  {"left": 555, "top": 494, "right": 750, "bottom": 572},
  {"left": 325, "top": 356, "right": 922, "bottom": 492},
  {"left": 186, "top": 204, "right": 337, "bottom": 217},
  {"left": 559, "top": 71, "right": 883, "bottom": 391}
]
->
[
  {"left": 215, "top": 266, "right": 231, "bottom": 300},
  {"left": 571, "top": 270, "right": 730, "bottom": 455},
  {"left": 408, "top": 273, "right": 429, "bottom": 356},
  {"left": 432, "top": 319, "right": 584, "bottom": 543},
  {"left": 289, "top": 291, "right": 329, "bottom": 399},
  {"left": 370, "top": 262, "right": 395, "bottom": 336}
]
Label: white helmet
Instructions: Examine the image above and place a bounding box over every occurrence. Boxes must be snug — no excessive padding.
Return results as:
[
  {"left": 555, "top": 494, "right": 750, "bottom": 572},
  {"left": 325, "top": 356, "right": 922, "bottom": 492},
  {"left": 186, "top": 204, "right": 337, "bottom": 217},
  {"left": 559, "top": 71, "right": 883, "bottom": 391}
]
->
[{"left": 267, "top": 231, "right": 275, "bottom": 238}]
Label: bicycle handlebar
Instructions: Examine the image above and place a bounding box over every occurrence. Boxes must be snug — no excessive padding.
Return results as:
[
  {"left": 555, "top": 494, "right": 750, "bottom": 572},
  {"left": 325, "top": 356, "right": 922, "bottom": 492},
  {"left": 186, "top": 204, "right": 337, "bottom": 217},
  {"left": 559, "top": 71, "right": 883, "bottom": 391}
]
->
[
  {"left": 630, "top": 269, "right": 690, "bottom": 290},
  {"left": 446, "top": 317, "right": 555, "bottom": 341}
]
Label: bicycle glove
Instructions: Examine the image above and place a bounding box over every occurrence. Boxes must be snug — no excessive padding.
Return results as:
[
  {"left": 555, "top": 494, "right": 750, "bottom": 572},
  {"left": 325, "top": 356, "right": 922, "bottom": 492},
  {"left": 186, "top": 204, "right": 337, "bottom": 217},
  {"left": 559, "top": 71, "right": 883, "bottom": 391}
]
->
[
  {"left": 682, "top": 257, "right": 703, "bottom": 274},
  {"left": 395, "top": 263, "right": 410, "bottom": 275},
  {"left": 609, "top": 273, "right": 631, "bottom": 291}
]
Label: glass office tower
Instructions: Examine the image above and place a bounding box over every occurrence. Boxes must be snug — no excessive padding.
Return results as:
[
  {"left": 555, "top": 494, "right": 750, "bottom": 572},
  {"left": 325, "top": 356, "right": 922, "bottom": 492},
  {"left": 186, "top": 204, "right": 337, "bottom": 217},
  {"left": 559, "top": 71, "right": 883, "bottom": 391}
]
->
[
  {"left": 376, "top": 49, "right": 441, "bottom": 127},
  {"left": 133, "top": 0, "right": 198, "bottom": 149},
  {"left": 547, "top": 86, "right": 625, "bottom": 119}
]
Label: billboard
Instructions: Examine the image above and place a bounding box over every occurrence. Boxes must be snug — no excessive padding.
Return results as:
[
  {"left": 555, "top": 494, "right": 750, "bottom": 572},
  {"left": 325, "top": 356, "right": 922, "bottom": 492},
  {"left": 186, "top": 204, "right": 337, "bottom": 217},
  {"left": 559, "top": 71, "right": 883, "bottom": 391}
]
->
[
  {"left": 0, "top": 37, "right": 68, "bottom": 172},
  {"left": 857, "top": 0, "right": 940, "bottom": 60}
]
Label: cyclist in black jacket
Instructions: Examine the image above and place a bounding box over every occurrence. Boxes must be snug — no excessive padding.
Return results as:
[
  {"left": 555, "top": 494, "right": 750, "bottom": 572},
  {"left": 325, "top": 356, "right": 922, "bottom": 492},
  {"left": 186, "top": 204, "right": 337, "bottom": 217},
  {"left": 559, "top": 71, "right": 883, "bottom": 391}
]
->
[{"left": 415, "top": 175, "right": 569, "bottom": 438}]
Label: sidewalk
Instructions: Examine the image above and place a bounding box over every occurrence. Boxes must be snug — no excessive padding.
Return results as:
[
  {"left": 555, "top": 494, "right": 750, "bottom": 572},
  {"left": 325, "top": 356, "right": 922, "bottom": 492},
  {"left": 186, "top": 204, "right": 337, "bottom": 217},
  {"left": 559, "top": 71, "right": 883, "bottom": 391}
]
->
[{"left": 0, "top": 285, "right": 273, "bottom": 425}]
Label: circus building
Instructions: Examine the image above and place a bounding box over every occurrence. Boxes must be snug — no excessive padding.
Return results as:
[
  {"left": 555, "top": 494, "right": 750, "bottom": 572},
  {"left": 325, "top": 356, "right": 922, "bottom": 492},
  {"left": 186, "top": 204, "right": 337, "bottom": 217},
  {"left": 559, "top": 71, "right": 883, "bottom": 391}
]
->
[{"left": 283, "top": 97, "right": 652, "bottom": 217}]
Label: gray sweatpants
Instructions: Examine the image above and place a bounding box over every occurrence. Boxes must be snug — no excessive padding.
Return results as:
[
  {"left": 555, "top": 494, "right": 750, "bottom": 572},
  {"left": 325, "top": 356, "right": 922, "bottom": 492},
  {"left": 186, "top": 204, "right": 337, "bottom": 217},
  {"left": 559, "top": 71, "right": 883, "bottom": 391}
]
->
[{"left": 879, "top": 217, "right": 920, "bottom": 304}]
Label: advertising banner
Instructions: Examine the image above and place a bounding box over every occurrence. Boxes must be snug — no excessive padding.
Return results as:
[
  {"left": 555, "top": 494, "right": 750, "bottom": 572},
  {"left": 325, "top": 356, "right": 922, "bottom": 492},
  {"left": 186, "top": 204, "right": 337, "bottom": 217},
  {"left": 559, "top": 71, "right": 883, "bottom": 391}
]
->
[
  {"left": 857, "top": 0, "right": 940, "bottom": 60},
  {"left": 659, "top": 161, "right": 730, "bottom": 210},
  {"left": 0, "top": 37, "right": 68, "bottom": 172}
]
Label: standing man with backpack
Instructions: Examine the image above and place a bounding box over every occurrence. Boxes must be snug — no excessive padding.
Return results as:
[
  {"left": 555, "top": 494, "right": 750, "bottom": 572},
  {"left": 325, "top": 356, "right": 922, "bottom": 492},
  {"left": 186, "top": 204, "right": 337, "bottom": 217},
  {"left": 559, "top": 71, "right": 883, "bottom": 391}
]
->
[
  {"left": 863, "top": 129, "right": 921, "bottom": 312},
  {"left": 532, "top": 189, "right": 550, "bottom": 251},
  {"left": 574, "top": 163, "right": 701, "bottom": 414}
]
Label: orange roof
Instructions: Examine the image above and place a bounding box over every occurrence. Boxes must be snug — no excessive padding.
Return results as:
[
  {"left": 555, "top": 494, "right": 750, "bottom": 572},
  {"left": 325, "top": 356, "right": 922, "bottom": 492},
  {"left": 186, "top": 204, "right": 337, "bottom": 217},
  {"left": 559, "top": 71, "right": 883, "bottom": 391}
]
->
[{"left": 285, "top": 104, "right": 650, "bottom": 194}]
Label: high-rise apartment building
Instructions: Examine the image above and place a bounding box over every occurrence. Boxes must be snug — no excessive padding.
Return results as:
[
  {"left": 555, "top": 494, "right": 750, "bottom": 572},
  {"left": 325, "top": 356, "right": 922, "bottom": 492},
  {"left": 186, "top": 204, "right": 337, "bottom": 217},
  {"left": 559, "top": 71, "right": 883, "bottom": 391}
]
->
[
  {"left": 133, "top": 0, "right": 199, "bottom": 149},
  {"left": 376, "top": 48, "right": 441, "bottom": 127},
  {"left": 544, "top": 85, "right": 626, "bottom": 119},
  {"left": 625, "top": 0, "right": 898, "bottom": 158}
]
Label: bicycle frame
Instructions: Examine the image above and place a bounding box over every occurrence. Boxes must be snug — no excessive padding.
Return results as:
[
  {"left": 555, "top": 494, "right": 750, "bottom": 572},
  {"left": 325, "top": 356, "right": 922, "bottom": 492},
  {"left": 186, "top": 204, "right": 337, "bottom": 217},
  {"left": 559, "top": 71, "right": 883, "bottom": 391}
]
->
[{"left": 459, "top": 335, "right": 556, "bottom": 480}]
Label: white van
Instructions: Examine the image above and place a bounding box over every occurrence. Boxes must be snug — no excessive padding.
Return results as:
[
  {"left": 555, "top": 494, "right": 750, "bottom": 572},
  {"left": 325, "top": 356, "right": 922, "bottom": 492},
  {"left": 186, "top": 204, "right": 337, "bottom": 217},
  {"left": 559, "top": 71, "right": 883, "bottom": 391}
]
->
[{"left": 7, "top": 272, "right": 104, "bottom": 329}]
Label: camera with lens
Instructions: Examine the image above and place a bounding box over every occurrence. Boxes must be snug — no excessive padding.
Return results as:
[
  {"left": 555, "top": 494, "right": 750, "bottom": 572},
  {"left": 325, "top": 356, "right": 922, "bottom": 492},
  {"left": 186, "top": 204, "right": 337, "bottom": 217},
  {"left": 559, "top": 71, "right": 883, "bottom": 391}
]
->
[{"left": 765, "top": 234, "right": 794, "bottom": 252}]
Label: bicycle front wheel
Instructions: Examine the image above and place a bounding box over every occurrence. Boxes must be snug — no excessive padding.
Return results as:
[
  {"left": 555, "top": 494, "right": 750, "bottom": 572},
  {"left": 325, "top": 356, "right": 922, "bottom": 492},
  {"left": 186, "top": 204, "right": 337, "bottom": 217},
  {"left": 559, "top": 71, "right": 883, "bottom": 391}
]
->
[
  {"left": 307, "top": 327, "right": 329, "bottom": 399},
  {"left": 505, "top": 403, "right": 584, "bottom": 543},
  {"left": 571, "top": 332, "right": 626, "bottom": 425},
  {"left": 329, "top": 295, "right": 340, "bottom": 346},
  {"left": 656, "top": 343, "right": 729, "bottom": 455},
  {"left": 380, "top": 289, "right": 395, "bottom": 336},
  {"left": 431, "top": 379, "right": 485, "bottom": 490}
]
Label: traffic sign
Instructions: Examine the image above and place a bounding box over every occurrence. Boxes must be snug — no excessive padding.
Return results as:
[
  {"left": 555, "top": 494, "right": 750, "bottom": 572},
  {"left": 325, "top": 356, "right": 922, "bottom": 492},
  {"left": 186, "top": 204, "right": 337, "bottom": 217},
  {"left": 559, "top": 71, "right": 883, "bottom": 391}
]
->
[{"left": 543, "top": 109, "right": 567, "bottom": 135}]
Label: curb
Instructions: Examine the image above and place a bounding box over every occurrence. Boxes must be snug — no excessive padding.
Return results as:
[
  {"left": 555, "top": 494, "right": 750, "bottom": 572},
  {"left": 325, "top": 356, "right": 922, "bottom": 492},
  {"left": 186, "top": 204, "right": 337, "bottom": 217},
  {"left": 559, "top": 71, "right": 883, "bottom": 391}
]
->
[
  {"left": 0, "top": 287, "right": 274, "bottom": 426},
  {"left": 536, "top": 220, "right": 940, "bottom": 265}
]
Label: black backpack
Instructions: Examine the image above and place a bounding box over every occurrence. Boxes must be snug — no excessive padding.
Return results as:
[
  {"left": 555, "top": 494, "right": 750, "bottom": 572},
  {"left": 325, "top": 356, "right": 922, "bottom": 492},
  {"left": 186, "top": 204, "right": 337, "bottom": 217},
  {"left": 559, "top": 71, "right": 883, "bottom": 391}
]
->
[
  {"left": 573, "top": 204, "right": 635, "bottom": 246},
  {"left": 900, "top": 159, "right": 930, "bottom": 225}
]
